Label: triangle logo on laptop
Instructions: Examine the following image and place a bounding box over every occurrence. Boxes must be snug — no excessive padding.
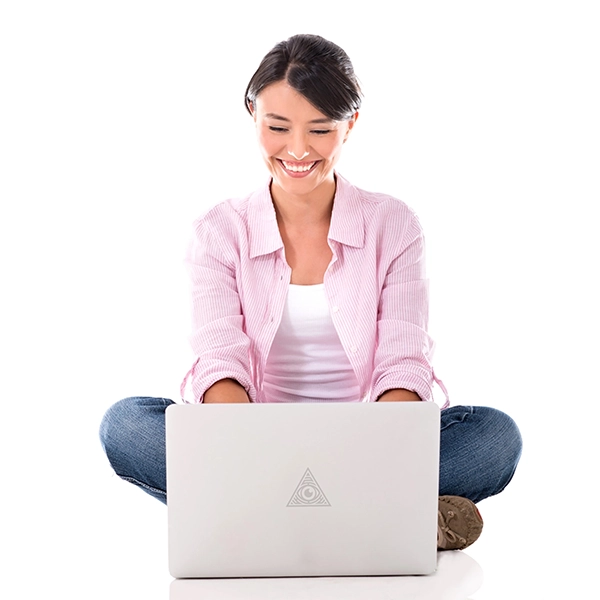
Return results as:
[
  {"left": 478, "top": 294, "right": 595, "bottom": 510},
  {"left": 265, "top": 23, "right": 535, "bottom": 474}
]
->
[{"left": 287, "top": 468, "right": 331, "bottom": 507}]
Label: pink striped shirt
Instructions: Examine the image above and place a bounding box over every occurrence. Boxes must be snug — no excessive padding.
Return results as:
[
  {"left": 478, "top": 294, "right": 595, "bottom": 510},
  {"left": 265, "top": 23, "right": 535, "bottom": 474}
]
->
[{"left": 181, "top": 173, "right": 449, "bottom": 406}]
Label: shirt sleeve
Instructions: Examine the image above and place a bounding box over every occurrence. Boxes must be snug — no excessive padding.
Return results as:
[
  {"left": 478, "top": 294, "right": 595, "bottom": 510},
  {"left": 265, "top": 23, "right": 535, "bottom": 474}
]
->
[
  {"left": 183, "top": 215, "right": 256, "bottom": 403},
  {"left": 370, "top": 211, "right": 436, "bottom": 402}
]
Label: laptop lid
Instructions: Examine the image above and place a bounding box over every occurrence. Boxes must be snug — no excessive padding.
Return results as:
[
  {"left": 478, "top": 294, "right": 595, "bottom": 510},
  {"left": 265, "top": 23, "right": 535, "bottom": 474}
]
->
[{"left": 166, "top": 401, "right": 440, "bottom": 578}]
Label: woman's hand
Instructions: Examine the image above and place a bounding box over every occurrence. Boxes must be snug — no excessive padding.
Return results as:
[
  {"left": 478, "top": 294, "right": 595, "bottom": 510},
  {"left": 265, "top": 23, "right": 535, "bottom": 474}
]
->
[
  {"left": 377, "top": 389, "right": 421, "bottom": 402},
  {"left": 203, "top": 379, "right": 251, "bottom": 403}
]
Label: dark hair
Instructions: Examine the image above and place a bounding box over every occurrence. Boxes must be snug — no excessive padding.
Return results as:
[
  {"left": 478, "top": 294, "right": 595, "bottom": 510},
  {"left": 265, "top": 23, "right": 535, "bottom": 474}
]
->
[{"left": 244, "top": 34, "right": 362, "bottom": 121}]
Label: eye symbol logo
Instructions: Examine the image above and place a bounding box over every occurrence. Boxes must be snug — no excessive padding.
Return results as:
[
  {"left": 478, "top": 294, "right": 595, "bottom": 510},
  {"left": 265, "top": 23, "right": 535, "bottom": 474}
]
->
[
  {"left": 287, "top": 469, "right": 331, "bottom": 507},
  {"left": 301, "top": 486, "right": 316, "bottom": 500}
]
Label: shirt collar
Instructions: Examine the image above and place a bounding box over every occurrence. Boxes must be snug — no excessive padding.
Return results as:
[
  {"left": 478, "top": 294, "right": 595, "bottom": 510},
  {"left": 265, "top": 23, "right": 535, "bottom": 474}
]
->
[
  {"left": 247, "top": 172, "right": 365, "bottom": 259},
  {"left": 247, "top": 181, "right": 283, "bottom": 259},
  {"left": 328, "top": 173, "right": 366, "bottom": 249}
]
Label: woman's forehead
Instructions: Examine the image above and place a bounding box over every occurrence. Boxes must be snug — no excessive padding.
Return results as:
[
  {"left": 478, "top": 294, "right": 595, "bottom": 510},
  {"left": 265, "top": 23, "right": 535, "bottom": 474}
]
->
[{"left": 255, "top": 82, "right": 336, "bottom": 123}]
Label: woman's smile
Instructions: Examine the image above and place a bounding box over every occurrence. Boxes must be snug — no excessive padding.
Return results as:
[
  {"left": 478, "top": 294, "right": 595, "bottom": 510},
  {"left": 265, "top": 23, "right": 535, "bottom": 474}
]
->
[{"left": 277, "top": 159, "right": 320, "bottom": 177}]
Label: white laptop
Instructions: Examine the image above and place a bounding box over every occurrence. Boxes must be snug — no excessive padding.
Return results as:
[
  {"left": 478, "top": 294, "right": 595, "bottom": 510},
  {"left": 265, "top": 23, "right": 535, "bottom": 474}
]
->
[{"left": 166, "top": 401, "right": 440, "bottom": 578}]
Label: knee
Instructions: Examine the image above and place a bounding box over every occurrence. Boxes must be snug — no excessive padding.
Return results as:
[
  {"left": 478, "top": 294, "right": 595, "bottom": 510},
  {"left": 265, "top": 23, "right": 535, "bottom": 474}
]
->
[
  {"left": 474, "top": 406, "right": 523, "bottom": 472},
  {"left": 99, "top": 396, "right": 169, "bottom": 462},
  {"left": 99, "top": 397, "right": 135, "bottom": 461}
]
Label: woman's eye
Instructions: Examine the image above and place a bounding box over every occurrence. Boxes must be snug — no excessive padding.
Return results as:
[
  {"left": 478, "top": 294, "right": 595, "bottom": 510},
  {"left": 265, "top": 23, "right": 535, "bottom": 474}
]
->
[
  {"left": 311, "top": 129, "right": 331, "bottom": 135},
  {"left": 268, "top": 126, "right": 288, "bottom": 133}
]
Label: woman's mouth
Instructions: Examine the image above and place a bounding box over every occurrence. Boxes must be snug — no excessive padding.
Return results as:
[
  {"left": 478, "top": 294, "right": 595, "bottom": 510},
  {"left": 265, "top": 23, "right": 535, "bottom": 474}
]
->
[{"left": 277, "top": 159, "right": 319, "bottom": 176}]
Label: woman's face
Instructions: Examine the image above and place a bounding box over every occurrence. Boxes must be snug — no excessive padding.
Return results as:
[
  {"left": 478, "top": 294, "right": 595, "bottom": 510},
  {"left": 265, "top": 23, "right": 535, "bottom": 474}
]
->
[{"left": 251, "top": 80, "right": 357, "bottom": 202}]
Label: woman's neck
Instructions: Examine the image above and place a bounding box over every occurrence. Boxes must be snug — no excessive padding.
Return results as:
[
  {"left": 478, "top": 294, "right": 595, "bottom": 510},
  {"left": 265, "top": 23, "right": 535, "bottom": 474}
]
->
[{"left": 270, "top": 178, "right": 336, "bottom": 228}]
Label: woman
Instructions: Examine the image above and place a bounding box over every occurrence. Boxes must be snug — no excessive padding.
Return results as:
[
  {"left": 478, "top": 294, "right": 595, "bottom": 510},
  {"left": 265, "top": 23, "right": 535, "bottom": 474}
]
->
[{"left": 100, "top": 34, "right": 522, "bottom": 551}]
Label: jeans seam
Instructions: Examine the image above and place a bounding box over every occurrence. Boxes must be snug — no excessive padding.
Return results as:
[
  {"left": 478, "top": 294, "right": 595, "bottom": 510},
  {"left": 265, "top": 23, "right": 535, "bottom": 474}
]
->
[
  {"left": 440, "top": 405, "right": 474, "bottom": 432},
  {"left": 119, "top": 475, "right": 166, "bottom": 498}
]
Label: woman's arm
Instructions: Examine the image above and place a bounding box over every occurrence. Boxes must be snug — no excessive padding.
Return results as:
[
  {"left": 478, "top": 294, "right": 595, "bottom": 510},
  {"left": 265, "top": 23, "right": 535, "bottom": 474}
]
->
[
  {"left": 184, "top": 211, "right": 256, "bottom": 403},
  {"left": 371, "top": 208, "right": 435, "bottom": 402}
]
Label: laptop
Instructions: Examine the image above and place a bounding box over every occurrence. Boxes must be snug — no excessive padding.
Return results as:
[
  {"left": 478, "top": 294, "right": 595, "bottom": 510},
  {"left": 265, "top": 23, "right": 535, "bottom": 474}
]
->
[{"left": 166, "top": 401, "right": 440, "bottom": 578}]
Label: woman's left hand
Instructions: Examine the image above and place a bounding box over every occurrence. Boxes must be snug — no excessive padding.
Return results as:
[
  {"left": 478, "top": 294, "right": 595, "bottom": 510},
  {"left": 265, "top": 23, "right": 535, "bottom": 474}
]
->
[{"left": 377, "top": 389, "right": 421, "bottom": 402}]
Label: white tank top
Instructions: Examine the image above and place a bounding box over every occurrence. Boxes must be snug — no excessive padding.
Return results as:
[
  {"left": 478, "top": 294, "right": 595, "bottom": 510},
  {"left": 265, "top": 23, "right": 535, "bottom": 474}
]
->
[{"left": 263, "top": 284, "right": 361, "bottom": 403}]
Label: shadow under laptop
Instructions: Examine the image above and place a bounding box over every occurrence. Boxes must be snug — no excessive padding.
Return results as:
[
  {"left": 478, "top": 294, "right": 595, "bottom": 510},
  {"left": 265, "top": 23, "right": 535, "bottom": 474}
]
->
[{"left": 169, "top": 550, "right": 483, "bottom": 600}]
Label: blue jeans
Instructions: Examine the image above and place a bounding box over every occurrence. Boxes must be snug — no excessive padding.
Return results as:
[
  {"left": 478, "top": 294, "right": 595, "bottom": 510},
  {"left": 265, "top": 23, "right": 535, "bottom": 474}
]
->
[{"left": 99, "top": 398, "right": 522, "bottom": 505}]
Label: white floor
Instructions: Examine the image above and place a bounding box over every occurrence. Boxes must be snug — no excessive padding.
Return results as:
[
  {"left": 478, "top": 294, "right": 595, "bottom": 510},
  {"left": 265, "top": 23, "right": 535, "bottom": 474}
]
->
[{"left": 168, "top": 550, "right": 483, "bottom": 599}]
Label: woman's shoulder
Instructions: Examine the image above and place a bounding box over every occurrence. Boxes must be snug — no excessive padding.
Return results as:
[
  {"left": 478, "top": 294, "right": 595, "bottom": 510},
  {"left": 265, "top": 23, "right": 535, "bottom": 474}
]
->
[
  {"left": 191, "top": 181, "right": 271, "bottom": 231},
  {"left": 338, "top": 174, "right": 421, "bottom": 227}
]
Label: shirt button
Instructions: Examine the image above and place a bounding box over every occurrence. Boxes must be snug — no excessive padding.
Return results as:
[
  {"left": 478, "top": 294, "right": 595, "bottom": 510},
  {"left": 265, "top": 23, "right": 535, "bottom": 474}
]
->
[
  {"left": 332, "top": 306, "right": 340, "bottom": 313},
  {"left": 350, "top": 345, "right": 358, "bottom": 353}
]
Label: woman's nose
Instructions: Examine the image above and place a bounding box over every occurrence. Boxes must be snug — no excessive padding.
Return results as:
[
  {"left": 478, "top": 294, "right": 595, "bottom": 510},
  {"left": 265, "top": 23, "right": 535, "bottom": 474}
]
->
[
  {"left": 287, "top": 149, "right": 310, "bottom": 160},
  {"left": 287, "top": 134, "right": 310, "bottom": 160}
]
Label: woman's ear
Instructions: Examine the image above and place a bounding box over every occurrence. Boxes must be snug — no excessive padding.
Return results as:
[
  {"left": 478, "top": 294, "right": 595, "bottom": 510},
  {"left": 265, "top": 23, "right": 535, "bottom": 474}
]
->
[
  {"left": 343, "top": 111, "right": 359, "bottom": 142},
  {"left": 248, "top": 101, "right": 256, "bottom": 121}
]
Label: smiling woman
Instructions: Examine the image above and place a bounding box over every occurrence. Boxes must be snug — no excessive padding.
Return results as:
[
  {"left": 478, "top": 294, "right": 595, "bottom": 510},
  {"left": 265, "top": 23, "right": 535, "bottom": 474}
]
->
[
  {"left": 244, "top": 35, "right": 362, "bottom": 286},
  {"left": 99, "top": 33, "right": 522, "bottom": 553},
  {"left": 250, "top": 81, "right": 356, "bottom": 209}
]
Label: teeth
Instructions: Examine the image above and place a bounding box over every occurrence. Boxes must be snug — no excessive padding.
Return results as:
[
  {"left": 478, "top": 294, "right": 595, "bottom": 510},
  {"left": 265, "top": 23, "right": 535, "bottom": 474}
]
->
[{"left": 281, "top": 160, "right": 315, "bottom": 173}]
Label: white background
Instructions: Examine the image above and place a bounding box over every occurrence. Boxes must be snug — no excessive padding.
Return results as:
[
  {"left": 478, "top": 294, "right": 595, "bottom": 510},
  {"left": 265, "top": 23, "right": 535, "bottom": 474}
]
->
[{"left": 1, "top": 1, "right": 598, "bottom": 598}]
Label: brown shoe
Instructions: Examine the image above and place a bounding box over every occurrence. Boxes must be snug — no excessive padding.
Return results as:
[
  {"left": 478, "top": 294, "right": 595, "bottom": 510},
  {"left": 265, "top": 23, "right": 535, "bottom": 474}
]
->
[{"left": 437, "top": 496, "right": 484, "bottom": 550}]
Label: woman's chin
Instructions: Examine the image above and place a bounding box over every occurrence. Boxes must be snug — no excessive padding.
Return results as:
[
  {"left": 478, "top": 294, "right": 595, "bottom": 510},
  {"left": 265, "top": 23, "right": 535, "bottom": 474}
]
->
[{"left": 269, "top": 163, "right": 336, "bottom": 199}]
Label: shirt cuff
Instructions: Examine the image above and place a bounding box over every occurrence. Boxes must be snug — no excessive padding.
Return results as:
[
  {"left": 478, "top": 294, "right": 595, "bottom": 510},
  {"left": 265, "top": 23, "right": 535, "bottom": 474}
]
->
[{"left": 372, "top": 371, "right": 433, "bottom": 403}]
